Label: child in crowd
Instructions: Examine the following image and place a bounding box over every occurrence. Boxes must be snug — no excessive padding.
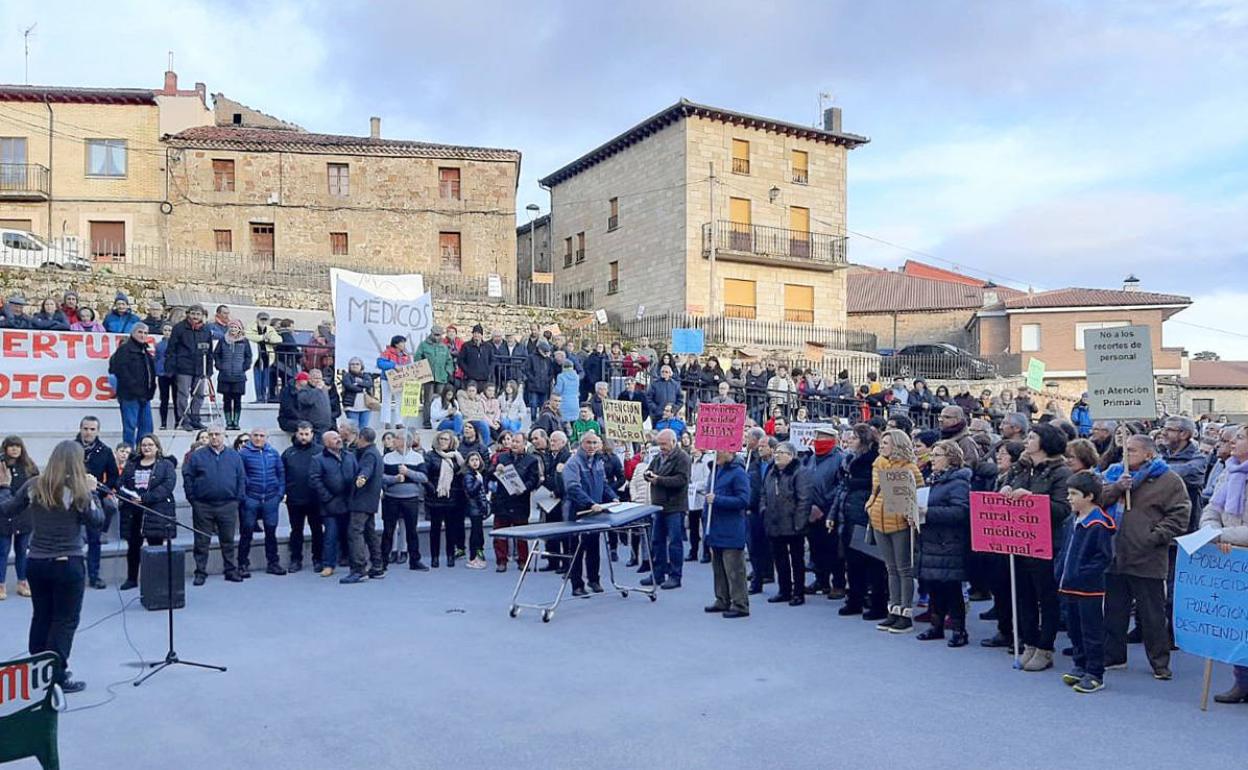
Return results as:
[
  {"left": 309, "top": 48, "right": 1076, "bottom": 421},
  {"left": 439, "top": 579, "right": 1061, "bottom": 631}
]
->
[
  {"left": 463, "top": 452, "right": 489, "bottom": 569},
  {"left": 1055, "top": 470, "right": 1116, "bottom": 694},
  {"left": 570, "top": 403, "right": 601, "bottom": 443}
]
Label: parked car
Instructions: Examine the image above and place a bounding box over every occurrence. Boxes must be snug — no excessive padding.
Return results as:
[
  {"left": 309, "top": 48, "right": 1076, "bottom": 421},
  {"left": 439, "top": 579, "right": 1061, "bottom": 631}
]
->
[
  {"left": 879, "top": 343, "right": 998, "bottom": 380},
  {"left": 0, "top": 230, "right": 91, "bottom": 271}
]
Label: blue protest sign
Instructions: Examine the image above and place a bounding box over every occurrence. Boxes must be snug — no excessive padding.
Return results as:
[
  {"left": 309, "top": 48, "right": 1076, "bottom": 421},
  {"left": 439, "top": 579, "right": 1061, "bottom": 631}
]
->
[
  {"left": 670, "top": 328, "right": 705, "bottom": 355},
  {"left": 1173, "top": 545, "right": 1248, "bottom": 665}
]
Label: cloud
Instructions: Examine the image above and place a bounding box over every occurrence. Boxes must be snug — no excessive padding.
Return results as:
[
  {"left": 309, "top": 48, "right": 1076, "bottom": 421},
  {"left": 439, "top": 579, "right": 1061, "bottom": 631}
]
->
[{"left": 1165, "top": 290, "right": 1248, "bottom": 360}]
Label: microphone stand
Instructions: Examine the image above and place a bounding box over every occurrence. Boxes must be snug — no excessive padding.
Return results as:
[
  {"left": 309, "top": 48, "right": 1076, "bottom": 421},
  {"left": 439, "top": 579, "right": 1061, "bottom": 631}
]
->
[{"left": 108, "top": 485, "right": 228, "bottom": 686}]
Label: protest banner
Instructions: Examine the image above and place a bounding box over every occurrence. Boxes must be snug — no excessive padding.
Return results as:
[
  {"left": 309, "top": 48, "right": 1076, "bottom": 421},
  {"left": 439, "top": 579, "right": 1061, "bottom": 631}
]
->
[
  {"left": 1083, "top": 324, "right": 1157, "bottom": 420},
  {"left": 595, "top": 309, "right": 608, "bottom": 324},
  {"left": 635, "top": 305, "right": 645, "bottom": 320},
  {"left": 400, "top": 384, "right": 423, "bottom": 417},
  {"left": 1174, "top": 544, "right": 1248, "bottom": 710},
  {"left": 602, "top": 398, "right": 644, "bottom": 443},
  {"left": 0, "top": 330, "right": 125, "bottom": 404},
  {"left": 386, "top": 360, "right": 433, "bottom": 393},
  {"left": 457, "top": 392, "right": 487, "bottom": 422},
  {"left": 1025, "top": 357, "right": 1046, "bottom": 391},
  {"left": 0, "top": 650, "right": 62, "bottom": 770},
  {"left": 970, "top": 492, "right": 1054, "bottom": 558},
  {"left": 331, "top": 268, "right": 433, "bottom": 366},
  {"left": 881, "top": 468, "right": 918, "bottom": 517},
  {"left": 789, "top": 421, "right": 820, "bottom": 451},
  {"left": 670, "top": 328, "right": 705, "bottom": 355},
  {"left": 695, "top": 402, "right": 746, "bottom": 452},
  {"left": 543, "top": 324, "right": 562, "bottom": 337},
  {"left": 496, "top": 464, "right": 527, "bottom": 496}
]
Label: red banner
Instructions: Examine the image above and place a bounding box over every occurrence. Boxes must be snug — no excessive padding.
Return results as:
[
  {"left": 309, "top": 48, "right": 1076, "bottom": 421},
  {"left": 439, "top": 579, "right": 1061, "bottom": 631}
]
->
[{"left": 0, "top": 330, "right": 122, "bottom": 404}]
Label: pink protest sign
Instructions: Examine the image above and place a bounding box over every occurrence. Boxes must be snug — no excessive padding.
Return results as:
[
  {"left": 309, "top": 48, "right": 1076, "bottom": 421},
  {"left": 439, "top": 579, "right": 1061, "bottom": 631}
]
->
[
  {"left": 970, "top": 492, "right": 1054, "bottom": 559},
  {"left": 694, "top": 403, "right": 746, "bottom": 452}
]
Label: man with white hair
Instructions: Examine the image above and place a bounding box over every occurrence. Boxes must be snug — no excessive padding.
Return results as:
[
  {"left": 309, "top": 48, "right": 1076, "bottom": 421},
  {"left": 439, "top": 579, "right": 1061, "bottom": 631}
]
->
[{"left": 641, "top": 428, "right": 690, "bottom": 590}]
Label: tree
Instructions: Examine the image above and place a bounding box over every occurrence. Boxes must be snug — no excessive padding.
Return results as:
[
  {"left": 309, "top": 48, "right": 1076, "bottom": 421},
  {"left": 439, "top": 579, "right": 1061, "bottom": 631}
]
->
[{"left": 1193, "top": 351, "right": 1221, "bottom": 361}]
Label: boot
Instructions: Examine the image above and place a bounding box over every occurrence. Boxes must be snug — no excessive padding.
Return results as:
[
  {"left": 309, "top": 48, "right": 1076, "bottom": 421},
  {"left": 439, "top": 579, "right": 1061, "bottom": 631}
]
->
[
  {"left": 15, "top": 580, "right": 30, "bottom": 597},
  {"left": 1019, "top": 645, "right": 1038, "bottom": 668},
  {"left": 1023, "top": 648, "right": 1054, "bottom": 672},
  {"left": 1214, "top": 684, "right": 1248, "bottom": 704},
  {"left": 947, "top": 617, "right": 969, "bottom": 647},
  {"left": 916, "top": 615, "right": 945, "bottom": 641}
]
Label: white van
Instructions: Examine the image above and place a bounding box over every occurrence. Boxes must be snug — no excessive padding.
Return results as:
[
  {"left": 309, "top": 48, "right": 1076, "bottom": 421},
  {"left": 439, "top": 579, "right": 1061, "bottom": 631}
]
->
[{"left": 0, "top": 229, "right": 92, "bottom": 271}]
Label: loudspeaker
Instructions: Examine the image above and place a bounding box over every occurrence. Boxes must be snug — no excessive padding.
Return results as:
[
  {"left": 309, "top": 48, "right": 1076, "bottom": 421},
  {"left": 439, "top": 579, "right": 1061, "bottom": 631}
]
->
[{"left": 140, "top": 544, "right": 186, "bottom": 611}]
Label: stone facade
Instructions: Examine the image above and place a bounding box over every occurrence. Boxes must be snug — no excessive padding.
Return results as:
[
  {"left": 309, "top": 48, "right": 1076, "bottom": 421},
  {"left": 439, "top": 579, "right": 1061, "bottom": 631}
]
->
[
  {"left": 851, "top": 308, "right": 975, "bottom": 350},
  {"left": 515, "top": 213, "right": 551, "bottom": 278}
]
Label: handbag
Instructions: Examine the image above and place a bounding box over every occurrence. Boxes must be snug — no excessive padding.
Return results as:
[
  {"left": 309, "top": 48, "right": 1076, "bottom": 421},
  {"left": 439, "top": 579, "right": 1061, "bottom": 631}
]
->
[{"left": 364, "top": 392, "right": 381, "bottom": 411}]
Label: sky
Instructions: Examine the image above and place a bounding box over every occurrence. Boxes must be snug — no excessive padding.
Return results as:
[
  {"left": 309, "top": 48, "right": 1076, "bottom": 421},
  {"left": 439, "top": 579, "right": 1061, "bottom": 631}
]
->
[{"left": 3, "top": 0, "right": 1246, "bottom": 357}]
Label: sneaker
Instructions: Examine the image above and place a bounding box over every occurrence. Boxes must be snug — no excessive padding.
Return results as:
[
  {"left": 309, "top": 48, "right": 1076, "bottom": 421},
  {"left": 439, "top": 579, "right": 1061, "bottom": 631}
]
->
[
  {"left": 339, "top": 573, "right": 366, "bottom": 584},
  {"left": 410, "top": 560, "right": 429, "bottom": 571},
  {"left": 320, "top": 567, "right": 335, "bottom": 578},
  {"left": 238, "top": 567, "right": 252, "bottom": 579},
  {"left": 119, "top": 580, "right": 138, "bottom": 591},
  {"left": 266, "top": 564, "right": 287, "bottom": 576},
  {"left": 192, "top": 574, "right": 206, "bottom": 586},
  {"left": 367, "top": 569, "right": 386, "bottom": 579},
  {"left": 1019, "top": 645, "right": 1038, "bottom": 668},
  {"left": 1073, "top": 675, "right": 1105, "bottom": 694},
  {"left": 288, "top": 561, "right": 303, "bottom": 574},
  {"left": 659, "top": 578, "right": 680, "bottom": 590},
  {"left": 224, "top": 571, "right": 244, "bottom": 583},
  {"left": 1023, "top": 649, "right": 1054, "bottom": 672},
  {"left": 876, "top": 614, "right": 901, "bottom": 631},
  {"left": 60, "top": 679, "right": 86, "bottom": 694},
  {"left": 496, "top": 563, "right": 507, "bottom": 572},
  {"left": 454, "top": 548, "right": 466, "bottom": 560},
  {"left": 888, "top": 616, "right": 914, "bottom": 634},
  {"left": 0, "top": 585, "right": 6, "bottom": 600},
  {"left": 15, "top": 580, "right": 30, "bottom": 598},
  {"left": 1105, "top": 660, "right": 1128, "bottom": 671},
  {"left": 1153, "top": 667, "right": 1173, "bottom": 681},
  {"left": 1062, "top": 669, "right": 1087, "bottom": 687}
]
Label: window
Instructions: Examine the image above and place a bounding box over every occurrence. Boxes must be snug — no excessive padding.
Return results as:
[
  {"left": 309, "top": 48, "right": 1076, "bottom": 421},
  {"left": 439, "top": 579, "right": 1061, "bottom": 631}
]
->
[
  {"left": 86, "top": 139, "right": 126, "bottom": 177},
  {"left": 731, "top": 139, "right": 750, "bottom": 174},
  {"left": 789, "top": 206, "right": 810, "bottom": 258},
  {"left": 250, "top": 223, "right": 274, "bottom": 258},
  {"left": 0, "top": 218, "right": 33, "bottom": 232},
  {"left": 213, "top": 229, "right": 233, "bottom": 252},
  {"left": 439, "top": 232, "right": 462, "bottom": 270},
  {"left": 1, "top": 138, "right": 27, "bottom": 187},
  {"left": 1020, "top": 323, "right": 1041, "bottom": 352},
  {"left": 723, "top": 278, "right": 756, "bottom": 319},
  {"left": 439, "top": 167, "right": 461, "bottom": 200},
  {"left": 1075, "top": 320, "right": 1131, "bottom": 350},
  {"left": 1193, "top": 398, "right": 1214, "bottom": 415},
  {"left": 327, "top": 163, "right": 349, "bottom": 197},
  {"left": 89, "top": 220, "right": 126, "bottom": 259},
  {"left": 784, "top": 284, "right": 814, "bottom": 323},
  {"left": 728, "top": 197, "right": 752, "bottom": 251},
  {"left": 212, "top": 159, "right": 235, "bottom": 192},
  {"left": 608, "top": 261, "right": 619, "bottom": 295},
  {"left": 576, "top": 232, "right": 585, "bottom": 263},
  {"left": 563, "top": 236, "right": 573, "bottom": 268},
  {"left": 330, "top": 232, "right": 349, "bottom": 256},
  {"left": 608, "top": 197, "right": 619, "bottom": 231},
  {"left": 791, "top": 149, "right": 808, "bottom": 184}
]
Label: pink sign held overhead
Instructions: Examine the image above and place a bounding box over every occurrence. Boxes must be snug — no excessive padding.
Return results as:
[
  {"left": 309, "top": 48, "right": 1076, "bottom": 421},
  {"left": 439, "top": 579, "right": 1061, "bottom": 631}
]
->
[
  {"left": 694, "top": 403, "right": 746, "bottom": 452},
  {"left": 970, "top": 491, "right": 1054, "bottom": 560}
]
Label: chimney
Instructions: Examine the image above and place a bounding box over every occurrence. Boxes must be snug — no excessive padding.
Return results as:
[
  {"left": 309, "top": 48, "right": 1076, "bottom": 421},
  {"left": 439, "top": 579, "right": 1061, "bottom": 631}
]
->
[
  {"left": 1122, "top": 274, "right": 1140, "bottom": 292},
  {"left": 823, "top": 106, "right": 842, "bottom": 133},
  {"left": 369, "top": 117, "right": 381, "bottom": 139},
  {"left": 194, "top": 82, "right": 207, "bottom": 102},
  {"left": 164, "top": 70, "right": 178, "bottom": 93}
]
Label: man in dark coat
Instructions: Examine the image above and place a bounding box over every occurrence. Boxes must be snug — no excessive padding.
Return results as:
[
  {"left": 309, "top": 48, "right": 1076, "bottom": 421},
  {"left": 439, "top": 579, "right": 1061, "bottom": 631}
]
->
[
  {"left": 282, "top": 421, "right": 323, "bottom": 572},
  {"left": 458, "top": 324, "right": 494, "bottom": 388},
  {"left": 523, "top": 341, "right": 555, "bottom": 419},
  {"left": 182, "top": 427, "right": 246, "bottom": 585},
  {"left": 294, "top": 371, "right": 334, "bottom": 435},
  {"left": 763, "top": 441, "right": 811, "bottom": 605},
  {"left": 803, "top": 426, "right": 846, "bottom": 598},
  {"left": 745, "top": 428, "right": 775, "bottom": 591},
  {"left": 309, "top": 430, "right": 357, "bottom": 578},
  {"left": 490, "top": 432, "right": 541, "bottom": 571},
  {"left": 75, "top": 416, "right": 118, "bottom": 589},
  {"left": 342, "top": 427, "right": 385, "bottom": 583},
  {"left": 168, "top": 304, "right": 214, "bottom": 430},
  {"left": 643, "top": 428, "right": 691, "bottom": 590},
  {"left": 562, "top": 432, "right": 618, "bottom": 596},
  {"left": 108, "top": 324, "right": 157, "bottom": 447}
]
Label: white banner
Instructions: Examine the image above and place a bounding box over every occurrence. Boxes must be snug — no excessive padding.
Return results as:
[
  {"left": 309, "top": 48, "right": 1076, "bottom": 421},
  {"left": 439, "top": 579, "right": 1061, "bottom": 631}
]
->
[
  {"left": 331, "top": 268, "right": 433, "bottom": 368},
  {"left": 0, "top": 330, "right": 123, "bottom": 404}
]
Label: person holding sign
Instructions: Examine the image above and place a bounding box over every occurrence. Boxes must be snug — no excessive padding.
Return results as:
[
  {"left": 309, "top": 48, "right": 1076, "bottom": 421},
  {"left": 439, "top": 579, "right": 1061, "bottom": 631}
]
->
[
  {"left": 1099, "top": 434, "right": 1190, "bottom": 680},
  {"left": 866, "top": 429, "right": 925, "bottom": 632},
  {"left": 1198, "top": 425, "right": 1248, "bottom": 702},
  {"left": 704, "top": 450, "right": 752, "bottom": 618},
  {"left": 1054, "top": 471, "right": 1117, "bottom": 694},
  {"left": 375, "top": 335, "right": 412, "bottom": 430},
  {"left": 490, "top": 432, "right": 541, "bottom": 573},
  {"left": 914, "top": 441, "right": 972, "bottom": 647}
]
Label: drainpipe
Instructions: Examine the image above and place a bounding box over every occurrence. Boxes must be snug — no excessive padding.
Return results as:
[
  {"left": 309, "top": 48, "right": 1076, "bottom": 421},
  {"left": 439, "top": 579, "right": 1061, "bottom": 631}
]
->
[
  {"left": 43, "top": 95, "right": 53, "bottom": 242},
  {"left": 539, "top": 180, "right": 553, "bottom": 307}
]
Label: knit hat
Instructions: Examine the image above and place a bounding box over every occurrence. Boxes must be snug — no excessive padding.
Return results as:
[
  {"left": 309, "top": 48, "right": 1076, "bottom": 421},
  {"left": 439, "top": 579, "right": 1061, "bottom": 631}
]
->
[
  {"left": 430, "top": 325, "right": 444, "bottom": 336},
  {"left": 7, "top": 292, "right": 26, "bottom": 306},
  {"left": 537, "top": 341, "right": 552, "bottom": 354},
  {"left": 295, "top": 372, "right": 310, "bottom": 382},
  {"left": 114, "top": 291, "right": 130, "bottom": 304},
  {"left": 472, "top": 323, "right": 484, "bottom": 335}
]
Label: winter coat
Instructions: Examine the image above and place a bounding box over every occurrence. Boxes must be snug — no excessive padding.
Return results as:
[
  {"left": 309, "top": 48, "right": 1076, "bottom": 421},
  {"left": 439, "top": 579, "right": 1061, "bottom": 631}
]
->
[
  {"left": 0, "top": 460, "right": 37, "bottom": 536},
  {"left": 239, "top": 442, "right": 285, "bottom": 502},
  {"left": 915, "top": 467, "right": 972, "bottom": 582},
  {"left": 168, "top": 319, "right": 214, "bottom": 377},
  {"left": 245, "top": 322, "right": 283, "bottom": 367},
  {"left": 645, "top": 378, "right": 683, "bottom": 417},
  {"left": 108, "top": 337, "right": 157, "bottom": 402},
  {"left": 154, "top": 338, "right": 172, "bottom": 377},
  {"left": 463, "top": 471, "right": 489, "bottom": 518},
  {"left": 282, "top": 440, "right": 322, "bottom": 506},
  {"left": 423, "top": 450, "right": 465, "bottom": 512},
  {"left": 533, "top": 407, "right": 563, "bottom": 437},
  {"left": 491, "top": 450, "right": 540, "bottom": 523},
  {"left": 415, "top": 338, "right": 454, "bottom": 383},
  {"left": 618, "top": 389, "right": 651, "bottom": 424},
  {"left": 459, "top": 340, "right": 494, "bottom": 383},
  {"left": 296, "top": 385, "right": 334, "bottom": 434},
  {"left": 653, "top": 416, "right": 687, "bottom": 440},
  {"left": 1054, "top": 507, "right": 1116, "bottom": 597},
  {"left": 103, "top": 309, "right": 142, "bottom": 334},
  {"left": 213, "top": 337, "right": 252, "bottom": 386},
  {"left": 648, "top": 447, "right": 691, "bottom": 514},
  {"left": 182, "top": 446, "right": 246, "bottom": 505},
  {"left": 523, "top": 351, "right": 554, "bottom": 395},
  {"left": 350, "top": 444, "right": 384, "bottom": 513},
  {"left": 77, "top": 437, "right": 119, "bottom": 488},
  {"left": 1009, "top": 455, "right": 1073, "bottom": 570},
  {"left": 277, "top": 381, "right": 300, "bottom": 434},
  {"left": 1070, "top": 402, "right": 1093, "bottom": 437},
  {"left": 704, "top": 458, "right": 751, "bottom": 549},
  {"left": 1162, "top": 441, "right": 1209, "bottom": 531},
  {"left": 837, "top": 446, "right": 878, "bottom": 529},
  {"left": 31, "top": 310, "right": 70, "bottom": 330},
  {"left": 762, "top": 459, "right": 809, "bottom": 538},
  {"left": 310, "top": 448, "right": 357, "bottom": 517},
  {"left": 375, "top": 346, "right": 412, "bottom": 381},
  {"left": 120, "top": 457, "right": 178, "bottom": 539},
  {"left": 341, "top": 371, "right": 375, "bottom": 412},
  {"left": 805, "top": 448, "right": 845, "bottom": 525},
  {"left": 1100, "top": 461, "right": 1190, "bottom": 579},
  {"left": 583, "top": 351, "right": 608, "bottom": 389},
  {"left": 562, "top": 448, "right": 618, "bottom": 521},
  {"left": 866, "top": 456, "right": 924, "bottom": 534}
]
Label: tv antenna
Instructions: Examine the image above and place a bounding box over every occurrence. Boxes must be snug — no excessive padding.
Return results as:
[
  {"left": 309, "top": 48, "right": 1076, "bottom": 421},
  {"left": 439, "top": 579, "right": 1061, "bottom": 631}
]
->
[
  {"left": 817, "top": 91, "right": 834, "bottom": 126},
  {"left": 22, "top": 23, "right": 37, "bottom": 84}
]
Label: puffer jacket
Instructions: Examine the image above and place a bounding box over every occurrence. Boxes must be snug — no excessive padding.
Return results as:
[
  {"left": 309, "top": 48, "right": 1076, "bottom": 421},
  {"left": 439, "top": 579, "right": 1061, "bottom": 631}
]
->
[
  {"left": 341, "top": 371, "right": 375, "bottom": 412},
  {"left": 239, "top": 442, "right": 285, "bottom": 502},
  {"left": 762, "top": 459, "right": 809, "bottom": 538},
  {"left": 310, "top": 448, "right": 357, "bottom": 517},
  {"left": 866, "top": 456, "right": 924, "bottom": 534},
  {"left": 1009, "top": 455, "right": 1073, "bottom": 569},
  {"left": 915, "top": 466, "right": 972, "bottom": 582},
  {"left": 120, "top": 457, "right": 178, "bottom": 539},
  {"left": 1200, "top": 456, "right": 1248, "bottom": 545},
  {"left": 491, "top": 450, "right": 540, "bottom": 522},
  {"left": 213, "top": 336, "right": 252, "bottom": 385},
  {"left": 415, "top": 338, "right": 454, "bottom": 384},
  {"left": 0, "top": 460, "right": 37, "bottom": 536},
  {"left": 836, "top": 446, "right": 878, "bottom": 530}
]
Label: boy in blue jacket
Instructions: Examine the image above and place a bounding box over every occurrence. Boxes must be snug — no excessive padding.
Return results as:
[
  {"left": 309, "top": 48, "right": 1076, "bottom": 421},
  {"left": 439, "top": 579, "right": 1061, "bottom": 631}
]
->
[{"left": 1055, "top": 470, "right": 1116, "bottom": 693}]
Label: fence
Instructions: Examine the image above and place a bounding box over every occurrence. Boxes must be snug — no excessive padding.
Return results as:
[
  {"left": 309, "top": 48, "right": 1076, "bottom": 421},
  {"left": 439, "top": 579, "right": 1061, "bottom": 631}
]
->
[
  {"left": 877, "top": 351, "right": 1022, "bottom": 381},
  {"left": 616, "top": 311, "right": 877, "bottom": 353}
]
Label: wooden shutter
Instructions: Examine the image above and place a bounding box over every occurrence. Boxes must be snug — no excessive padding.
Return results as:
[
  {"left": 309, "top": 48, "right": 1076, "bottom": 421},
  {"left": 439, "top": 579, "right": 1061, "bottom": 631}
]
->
[
  {"left": 791, "top": 150, "right": 808, "bottom": 183},
  {"left": 789, "top": 206, "right": 811, "bottom": 258},
  {"left": 330, "top": 232, "right": 349, "bottom": 256},
  {"left": 439, "top": 167, "right": 460, "bottom": 200},
  {"left": 250, "top": 223, "right": 274, "bottom": 256},
  {"left": 439, "top": 232, "right": 462, "bottom": 270},
  {"left": 213, "top": 229, "right": 233, "bottom": 252},
  {"left": 327, "top": 163, "right": 349, "bottom": 197},
  {"left": 89, "top": 220, "right": 126, "bottom": 259},
  {"left": 212, "top": 159, "right": 235, "bottom": 192},
  {"left": 723, "top": 278, "right": 756, "bottom": 319},
  {"left": 784, "top": 284, "right": 814, "bottom": 323}
]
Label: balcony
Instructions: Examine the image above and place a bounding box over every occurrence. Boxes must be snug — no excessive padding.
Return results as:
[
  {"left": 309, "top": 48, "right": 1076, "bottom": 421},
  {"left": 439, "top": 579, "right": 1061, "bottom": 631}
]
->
[
  {"left": 0, "top": 163, "right": 50, "bottom": 201},
  {"left": 608, "top": 214, "right": 618, "bottom": 231},
  {"left": 792, "top": 170, "right": 808, "bottom": 184},
  {"left": 732, "top": 157, "right": 750, "bottom": 175},
  {"left": 575, "top": 248, "right": 585, "bottom": 264},
  {"left": 702, "top": 220, "right": 847, "bottom": 270},
  {"left": 784, "top": 308, "right": 814, "bottom": 323}
]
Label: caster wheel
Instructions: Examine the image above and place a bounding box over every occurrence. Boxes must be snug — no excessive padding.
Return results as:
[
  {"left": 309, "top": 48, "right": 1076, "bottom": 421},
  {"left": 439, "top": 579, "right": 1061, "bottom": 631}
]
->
[
  {"left": 620, "top": 590, "right": 629, "bottom": 598},
  {"left": 509, "top": 606, "right": 519, "bottom": 618},
  {"left": 541, "top": 610, "right": 553, "bottom": 623},
  {"left": 648, "top": 594, "right": 658, "bottom": 602}
]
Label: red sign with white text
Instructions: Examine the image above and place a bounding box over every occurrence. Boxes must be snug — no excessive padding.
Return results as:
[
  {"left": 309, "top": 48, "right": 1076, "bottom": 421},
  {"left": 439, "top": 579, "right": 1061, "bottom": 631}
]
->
[
  {"left": 970, "top": 491, "right": 1054, "bottom": 559},
  {"left": 0, "top": 330, "right": 123, "bottom": 403}
]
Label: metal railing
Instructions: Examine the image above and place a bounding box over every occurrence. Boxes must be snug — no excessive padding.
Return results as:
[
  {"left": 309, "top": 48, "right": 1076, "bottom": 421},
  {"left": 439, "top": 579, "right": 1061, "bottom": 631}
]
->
[
  {"left": 702, "top": 220, "right": 847, "bottom": 265},
  {"left": 608, "top": 214, "right": 618, "bottom": 231},
  {"left": 617, "top": 311, "right": 876, "bottom": 353},
  {"left": 878, "top": 352, "right": 1021, "bottom": 381},
  {"left": 0, "top": 163, "right": 50, "bottom": 198},
  {"left": 792, "top": 170, "right": 808, "bottom": 184},
  {"left": 732, "top": 157, "right": 750, "bottom": 174}
]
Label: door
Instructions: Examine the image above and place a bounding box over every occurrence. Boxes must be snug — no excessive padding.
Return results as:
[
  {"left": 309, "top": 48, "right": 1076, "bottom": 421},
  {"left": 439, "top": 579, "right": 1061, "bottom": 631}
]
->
[
  {"left": 0, "top": 137, "right": 27, "bottom": 188},
  {"left": 89, "top": 220, "right": 126, "bottom": 260},
  {"left": 728, "top": 197, "right": 752, "bottom": 251},
  {"left": 250, "top": 223, "right": 274, "bottom": 268}
]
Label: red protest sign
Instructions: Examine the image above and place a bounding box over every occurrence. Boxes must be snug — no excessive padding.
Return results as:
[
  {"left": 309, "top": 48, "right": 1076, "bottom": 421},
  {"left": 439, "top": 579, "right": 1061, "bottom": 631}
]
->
[
  {"left": 695, "top": 403, "right": 746, "bottom": 452},
  {"left": 970, "top": 491, "right": 1054, "bottom": 559}
]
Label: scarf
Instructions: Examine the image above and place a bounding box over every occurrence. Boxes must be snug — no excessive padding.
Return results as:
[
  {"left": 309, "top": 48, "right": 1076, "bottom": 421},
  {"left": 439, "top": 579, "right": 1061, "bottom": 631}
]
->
[
  {"left": 434, "top": 449, "right": 462, "bottom": 498},
  {"left": 813, "top": 438, "right": 837, "bottom": 456},
  {"left": 1211, "top": 456, "right": 1248, "bottom": 517},
  {"left": 940, "top": 422, "right": 966, "bottom": 440},
  {"left": 1103, "top": 457, "right": 1170, "bottom": 522}
]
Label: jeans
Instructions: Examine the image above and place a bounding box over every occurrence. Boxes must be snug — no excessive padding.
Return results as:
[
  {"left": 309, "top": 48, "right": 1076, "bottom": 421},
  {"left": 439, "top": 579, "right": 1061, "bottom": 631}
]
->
[
  {"left": 1063, "top": 594, "right": 1106, "bottom": 678},
  {"left": 252, "top": 364, "right": 272, "bottom": 402},
  {"left": 1104, "top": 572, "right": 1170, "bottom": 670},
  {"left": 470, "top": 420, "right": 491, "bottom": 446},
  {"left": 747, "top": 510, "right": 773, "bottom": 588},
  {"left": 501, "top": 417, "right": 523, "bottom": 434},
  {"left": 381, "top": 497, "right": 422, "bottom": 565},
  {"left": 26, "top": 556, "right": 86, "bottom": 681},
  {"left": 650, "top": 511, "right": 685, "bottom": 582},
  {"left": 525, "top": 390, "right": 545, "bottom": 420},
  {"left": 437, "top": 415, "right": 465, "bottom": 436},
  {"left": 286, "top": 501, "right": 323, "bottom": 567},
  {"left": 769, "top": 534, "right": 805, "bottom": 599},
  {"left": 118, "top": 399, "right": 154, "bottom": 447},
  {"left": 877, "top": 528, "right": 915, "bottom": 612},
  {"left": 191, "top": 501, "right": 238, "bottom": 577},
  {"left": 86, "top": 524, "right": 104, "bottom": 582},
  {"left": 492, "top": 519, "right": 530, "bottom": 566},
  {"left": 346, "top": 410, "right": 371, "bottom": 429},
  {"left": 238, "top": 497, "right": 281, "bottom": 569},
  {"left": 711, "top": 547, "right": 749, "bottom": 613},
  {"left": 348, "top": 512, "right": 382, "bottom": 574},
  {"left": 1, "top": 531, "right": 31, "bottom": 582},
  {"left": 176, "top": 374, "right": 206, "bottom": 429},
  {"left": 1015, "top": 559, "right": 1061, "bottom": 651},
  {"left": 322, "top": 514, "right": 347, "bottom": 568}
]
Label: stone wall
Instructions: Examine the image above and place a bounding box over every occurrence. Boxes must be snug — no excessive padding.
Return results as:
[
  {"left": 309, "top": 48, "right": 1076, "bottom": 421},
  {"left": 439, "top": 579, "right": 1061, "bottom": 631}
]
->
[{"left": 851, "top": 308, "right": 975, "bottom": 350}]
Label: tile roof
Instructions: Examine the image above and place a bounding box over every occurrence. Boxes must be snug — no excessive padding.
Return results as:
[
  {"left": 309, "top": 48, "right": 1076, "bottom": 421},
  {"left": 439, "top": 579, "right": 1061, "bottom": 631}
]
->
[
  {"left": 900, "top": 259, "right": 991, "bottom": 287},
  {"left": 848, "top": 269, "right": 1012, "bottom": 313},
  {"left": 165, "top": 126, "right": 521, "bottom": 162},
  {"left": 1002, "top": 287, "right": 1191, "bottom": 309},
  {"left": 539, "top": 99, "right": 870, "bottom": 186},
  {"left": 0, "top": 84, "right": 156, "bottom": 105},
  {"left": 1183, "top": 360, "right": 1248, "bottom": 389}
]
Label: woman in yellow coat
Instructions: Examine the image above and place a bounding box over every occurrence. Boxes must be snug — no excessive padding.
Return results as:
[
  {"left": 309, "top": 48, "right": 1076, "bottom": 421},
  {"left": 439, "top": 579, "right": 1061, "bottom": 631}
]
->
[{"left": 866, "top": 428, "right": 925, "bottom": 632}]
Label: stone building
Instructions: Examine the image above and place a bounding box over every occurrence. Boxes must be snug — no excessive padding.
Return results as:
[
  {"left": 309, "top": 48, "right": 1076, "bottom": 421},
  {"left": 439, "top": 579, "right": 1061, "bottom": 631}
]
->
[
  {"left": 537, "top": 100, "right": 868, "bottom": 323},
  {"left": 163, "top": 114, "right": 522, "bottom": 277},
  {"left": 1176, "top": 360, "right": 1248, "bottom": 419}
]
